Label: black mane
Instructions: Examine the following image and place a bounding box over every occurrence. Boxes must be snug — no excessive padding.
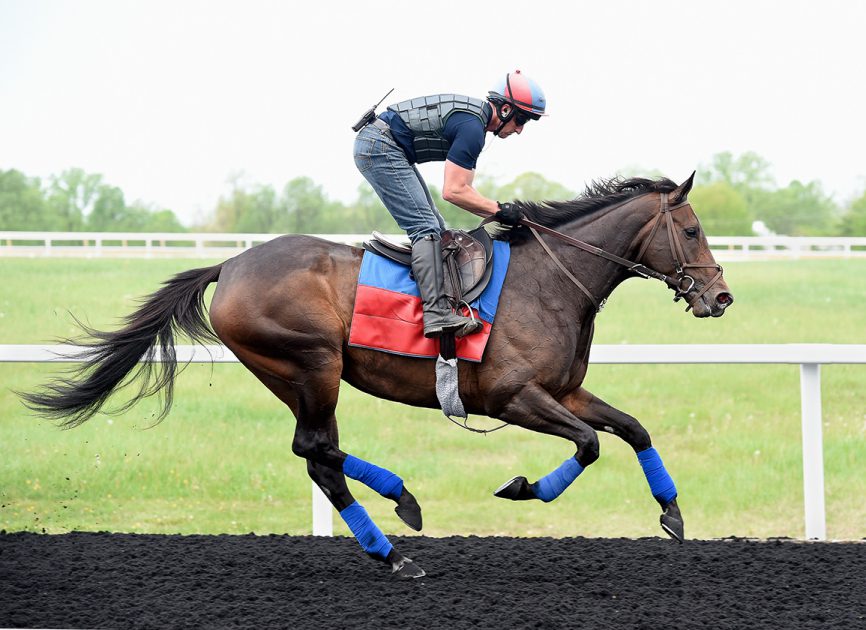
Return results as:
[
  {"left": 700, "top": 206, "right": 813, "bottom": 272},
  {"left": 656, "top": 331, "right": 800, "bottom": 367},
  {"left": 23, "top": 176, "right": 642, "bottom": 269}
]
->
[{"left": 494, "top": 176, "right": 678, "bottom": 243}]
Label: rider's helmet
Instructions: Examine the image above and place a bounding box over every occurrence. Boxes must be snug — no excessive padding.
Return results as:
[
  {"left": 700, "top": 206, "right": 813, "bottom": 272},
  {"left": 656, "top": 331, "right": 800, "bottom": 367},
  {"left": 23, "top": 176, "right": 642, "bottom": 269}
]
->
[{"left": 488, "top": 70, "right": 547, "bottom": 124}]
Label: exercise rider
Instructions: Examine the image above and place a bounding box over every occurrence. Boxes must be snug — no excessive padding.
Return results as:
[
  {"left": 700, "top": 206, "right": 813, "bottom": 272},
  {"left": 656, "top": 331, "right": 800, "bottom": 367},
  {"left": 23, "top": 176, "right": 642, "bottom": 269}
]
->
[{"left": 352, "top": 70, "right": 547, "bottom": 338}]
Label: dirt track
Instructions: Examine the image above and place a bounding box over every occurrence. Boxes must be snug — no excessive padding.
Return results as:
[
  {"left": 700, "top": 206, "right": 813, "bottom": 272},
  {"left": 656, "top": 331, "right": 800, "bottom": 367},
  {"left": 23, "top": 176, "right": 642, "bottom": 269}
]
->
[{"left": 1, "top": 532, "right": 864, "bottom": 629}]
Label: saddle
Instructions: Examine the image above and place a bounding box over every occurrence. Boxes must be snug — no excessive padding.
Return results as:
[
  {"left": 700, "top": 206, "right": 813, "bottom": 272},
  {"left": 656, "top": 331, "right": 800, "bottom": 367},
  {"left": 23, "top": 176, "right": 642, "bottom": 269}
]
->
[{"left": 363, "top": 227, "right": 495, "bottom": 305}]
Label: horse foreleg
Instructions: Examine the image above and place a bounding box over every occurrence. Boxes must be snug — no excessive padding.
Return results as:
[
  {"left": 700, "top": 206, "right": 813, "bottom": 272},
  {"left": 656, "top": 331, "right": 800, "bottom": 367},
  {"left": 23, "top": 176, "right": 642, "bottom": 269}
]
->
[
  {"left": 492, "top": 384, "right": 599, "bottom": 503},
  {"left": 559, "top": 387, "right": 684, "bottom": 542}
]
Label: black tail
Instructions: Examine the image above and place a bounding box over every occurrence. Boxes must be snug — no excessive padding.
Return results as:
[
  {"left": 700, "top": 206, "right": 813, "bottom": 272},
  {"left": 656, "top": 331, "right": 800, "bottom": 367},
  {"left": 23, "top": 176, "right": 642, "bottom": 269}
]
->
[{"left": 20, "top": 264, "right": 223, "bottom": 428}]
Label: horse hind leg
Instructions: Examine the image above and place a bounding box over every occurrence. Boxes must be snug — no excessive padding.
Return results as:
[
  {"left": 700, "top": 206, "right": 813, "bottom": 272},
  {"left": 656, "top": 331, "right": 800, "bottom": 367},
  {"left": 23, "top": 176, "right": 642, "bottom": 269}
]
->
[
  {"left": 306, "top": 460, "right": 424, "bottom": 578},
  {"left": 560, "top": 387, "right": 684, "bottom": 543},
  {"left": 297, "top": 422, "right": 425, "bottom": 578},
  {"left": 233, "top": 355, "right": 425, "bottom": 576},
  {"left": 287, "top": 398, "right": 423, "bottom": 534}
]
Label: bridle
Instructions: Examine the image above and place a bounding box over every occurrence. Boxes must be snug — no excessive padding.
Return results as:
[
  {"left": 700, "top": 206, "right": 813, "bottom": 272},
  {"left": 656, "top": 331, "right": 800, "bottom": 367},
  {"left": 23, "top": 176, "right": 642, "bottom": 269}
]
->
[
  {"left": 633, "top": 192, "right": 724, "bottom": 310},
  {"left": 510, "top": 192, "right": 725, "bottom": 312}
]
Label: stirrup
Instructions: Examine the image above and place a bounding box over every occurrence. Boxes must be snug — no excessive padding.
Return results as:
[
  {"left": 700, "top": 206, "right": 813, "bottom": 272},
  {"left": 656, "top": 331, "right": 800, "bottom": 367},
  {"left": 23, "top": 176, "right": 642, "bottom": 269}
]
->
[
  {"left": 423, "top": 313, "right": 480, "bottom": 338},
  {"left": 455, "top": 301, "right": 482, "bottom": 336}
]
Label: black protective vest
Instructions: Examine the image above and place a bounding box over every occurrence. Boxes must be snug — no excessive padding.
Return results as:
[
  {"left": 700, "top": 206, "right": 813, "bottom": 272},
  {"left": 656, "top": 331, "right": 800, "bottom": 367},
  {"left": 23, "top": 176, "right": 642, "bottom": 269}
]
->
[{"left": 387, "top": 94, "right": 489, "bottom": 164}]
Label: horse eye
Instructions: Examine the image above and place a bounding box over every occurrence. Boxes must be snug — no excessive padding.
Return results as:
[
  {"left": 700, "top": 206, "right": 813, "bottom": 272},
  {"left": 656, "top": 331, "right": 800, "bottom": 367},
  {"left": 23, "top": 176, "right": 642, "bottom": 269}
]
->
[{"left": 684, "top": 227, "right": 699, "bottom": 239}]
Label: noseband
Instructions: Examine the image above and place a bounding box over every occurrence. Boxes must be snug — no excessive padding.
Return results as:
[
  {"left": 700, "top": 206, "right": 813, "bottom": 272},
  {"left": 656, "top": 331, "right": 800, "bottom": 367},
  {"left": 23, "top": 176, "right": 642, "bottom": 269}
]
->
[{"left": 511, "top": 193, "right": 724, "bottom": 311}]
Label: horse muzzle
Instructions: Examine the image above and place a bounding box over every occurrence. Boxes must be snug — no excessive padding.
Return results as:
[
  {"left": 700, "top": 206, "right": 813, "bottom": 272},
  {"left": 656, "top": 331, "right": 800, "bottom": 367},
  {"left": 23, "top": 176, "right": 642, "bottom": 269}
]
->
[{"left": 687, "top": 285, "right": 734, "bottom": 318}]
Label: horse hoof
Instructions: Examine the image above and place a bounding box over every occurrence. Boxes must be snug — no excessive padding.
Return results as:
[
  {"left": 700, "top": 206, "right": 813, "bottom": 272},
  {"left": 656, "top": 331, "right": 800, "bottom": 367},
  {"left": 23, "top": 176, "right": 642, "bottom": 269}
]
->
[
  {"left": 660, "top": 501, "right": 685, "bottom": 543},
  {"left": 493, "top": 476, "right": 536, "bottom": 501},
  {"left": 395, "top": 488, "right": 423, "bottom": 531},
  {"left": 391, "top": 556, "right": 426, "bottom": 579}
]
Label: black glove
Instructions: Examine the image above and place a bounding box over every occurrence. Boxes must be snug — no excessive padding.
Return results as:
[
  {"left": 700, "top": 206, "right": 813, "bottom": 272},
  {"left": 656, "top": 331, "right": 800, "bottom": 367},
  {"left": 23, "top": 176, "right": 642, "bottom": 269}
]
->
[{"left": 493, "top": 201, "right": 523, "bottom": 226}]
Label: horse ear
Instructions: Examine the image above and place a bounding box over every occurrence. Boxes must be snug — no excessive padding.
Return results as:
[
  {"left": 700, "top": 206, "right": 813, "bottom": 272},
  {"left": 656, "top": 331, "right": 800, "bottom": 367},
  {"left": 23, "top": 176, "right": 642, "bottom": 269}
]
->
[{"left": 670, "top": 171, "right": 696, "bottom": 204}]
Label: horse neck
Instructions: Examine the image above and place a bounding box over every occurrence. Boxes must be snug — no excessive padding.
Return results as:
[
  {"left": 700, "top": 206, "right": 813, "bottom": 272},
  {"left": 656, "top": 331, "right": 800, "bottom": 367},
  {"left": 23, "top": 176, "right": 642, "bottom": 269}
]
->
[{"left": 545, "top": 194, "right": 658, "bottom": 310}]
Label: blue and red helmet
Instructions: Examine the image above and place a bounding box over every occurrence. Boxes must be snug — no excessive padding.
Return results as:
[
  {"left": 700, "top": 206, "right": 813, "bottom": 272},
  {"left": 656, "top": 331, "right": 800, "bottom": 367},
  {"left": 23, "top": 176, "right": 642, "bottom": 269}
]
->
[{"left": 488, "top": 70, "right": 547, "bottom": 120}]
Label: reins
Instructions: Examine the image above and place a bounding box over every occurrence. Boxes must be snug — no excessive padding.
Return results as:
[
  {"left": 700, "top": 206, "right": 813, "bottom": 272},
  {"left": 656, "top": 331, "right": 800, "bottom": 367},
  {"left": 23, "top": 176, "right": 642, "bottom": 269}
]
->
[{"left": 494, "top": 193, "right": 724, "bottom": 311}]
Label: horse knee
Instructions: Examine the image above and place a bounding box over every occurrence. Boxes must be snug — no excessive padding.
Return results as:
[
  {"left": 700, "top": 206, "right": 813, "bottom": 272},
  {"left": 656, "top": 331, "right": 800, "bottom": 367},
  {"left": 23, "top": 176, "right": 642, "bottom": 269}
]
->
[{"left": 577, "top": 432, "right": 600, "bottom": 467}]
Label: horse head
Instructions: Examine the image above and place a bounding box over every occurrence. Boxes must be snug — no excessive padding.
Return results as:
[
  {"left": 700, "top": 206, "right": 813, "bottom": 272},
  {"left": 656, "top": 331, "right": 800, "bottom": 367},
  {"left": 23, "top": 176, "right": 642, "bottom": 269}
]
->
[{"left": 634, "top": 173, "right": 734, "bottom": 318}]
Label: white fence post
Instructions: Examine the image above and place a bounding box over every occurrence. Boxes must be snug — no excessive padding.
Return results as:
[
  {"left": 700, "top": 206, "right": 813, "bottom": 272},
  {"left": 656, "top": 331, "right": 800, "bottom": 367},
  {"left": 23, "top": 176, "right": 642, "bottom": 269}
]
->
[
  {"left": 311, "top": 482, "right": 333, "bottom": 536},
  {"left": 799, "top": 363, "right": 826, "bottom": 540}
]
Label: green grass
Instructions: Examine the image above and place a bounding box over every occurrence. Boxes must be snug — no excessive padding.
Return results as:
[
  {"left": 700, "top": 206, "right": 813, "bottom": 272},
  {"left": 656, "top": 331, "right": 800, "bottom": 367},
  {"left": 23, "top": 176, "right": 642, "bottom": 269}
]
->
[{"left": 1, "top": 257, "right": 865, "bottom": 540}]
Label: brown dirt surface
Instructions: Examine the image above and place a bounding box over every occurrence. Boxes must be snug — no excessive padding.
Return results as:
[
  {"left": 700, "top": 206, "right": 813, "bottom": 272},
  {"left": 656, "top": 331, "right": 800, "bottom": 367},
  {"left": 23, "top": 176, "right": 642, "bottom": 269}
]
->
[{"left": 2, "top": 532, "right": 864, "bottom": 629}]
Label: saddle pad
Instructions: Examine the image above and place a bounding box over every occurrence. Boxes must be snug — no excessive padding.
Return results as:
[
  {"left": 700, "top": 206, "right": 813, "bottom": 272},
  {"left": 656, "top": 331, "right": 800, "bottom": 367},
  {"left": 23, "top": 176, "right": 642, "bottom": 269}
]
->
[{"left": 348, "top": 240, "right": 511, "bottom": 362}]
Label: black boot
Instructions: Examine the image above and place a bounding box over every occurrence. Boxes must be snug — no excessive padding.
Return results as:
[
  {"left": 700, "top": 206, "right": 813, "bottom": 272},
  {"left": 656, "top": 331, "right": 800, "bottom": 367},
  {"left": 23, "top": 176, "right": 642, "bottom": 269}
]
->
[{"left": 411, "top": 234, "right": 483, "bottom": 338}]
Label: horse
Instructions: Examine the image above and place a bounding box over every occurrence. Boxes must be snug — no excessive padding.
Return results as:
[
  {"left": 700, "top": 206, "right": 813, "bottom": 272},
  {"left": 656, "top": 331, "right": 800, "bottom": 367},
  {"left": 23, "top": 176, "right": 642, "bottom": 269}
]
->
[{"left": 22, "top": 173, "right": 734, "bottom": 578}]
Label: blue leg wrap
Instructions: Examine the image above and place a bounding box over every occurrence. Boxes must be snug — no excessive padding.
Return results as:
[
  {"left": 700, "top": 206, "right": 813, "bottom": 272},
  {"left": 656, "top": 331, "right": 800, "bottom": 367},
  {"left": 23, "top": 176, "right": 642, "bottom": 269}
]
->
[
  {"left": 343, "top": 454, "right": 403, "bottom": 500},
  {"left": 531, "top": 456, "right": 585, "bottom": 503},
  {"left": 339, "top": 501, "right": 393, "bottom": 560},
  {"left": 637, "top": 446, "right": 677, "bottom": 505}
]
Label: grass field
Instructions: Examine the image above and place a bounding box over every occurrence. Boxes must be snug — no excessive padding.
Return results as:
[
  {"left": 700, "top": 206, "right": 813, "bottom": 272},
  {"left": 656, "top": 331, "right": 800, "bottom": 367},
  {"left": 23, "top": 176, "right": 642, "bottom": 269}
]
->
[{"left": 1, "top": 256, "right": 865, "bottom": 540}]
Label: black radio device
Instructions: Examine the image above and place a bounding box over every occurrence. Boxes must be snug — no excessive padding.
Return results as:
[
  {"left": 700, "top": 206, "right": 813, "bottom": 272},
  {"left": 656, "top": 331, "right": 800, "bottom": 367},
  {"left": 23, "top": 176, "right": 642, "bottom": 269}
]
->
[{"left": 351, "top": 88, "right": 395, "bottom": 132}]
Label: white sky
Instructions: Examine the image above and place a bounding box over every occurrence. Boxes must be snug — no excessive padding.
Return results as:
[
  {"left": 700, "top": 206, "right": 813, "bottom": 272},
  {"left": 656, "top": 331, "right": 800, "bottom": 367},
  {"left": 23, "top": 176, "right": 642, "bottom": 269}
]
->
[{"left": 2, "top": 0, "right": 865, "bottom": 225}]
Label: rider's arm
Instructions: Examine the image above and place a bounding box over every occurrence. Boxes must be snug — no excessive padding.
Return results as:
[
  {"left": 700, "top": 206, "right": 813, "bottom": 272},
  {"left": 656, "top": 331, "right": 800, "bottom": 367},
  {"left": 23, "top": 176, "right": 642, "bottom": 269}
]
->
[{"left": 442, "top": 160, "right": 499, "bottom": 218}]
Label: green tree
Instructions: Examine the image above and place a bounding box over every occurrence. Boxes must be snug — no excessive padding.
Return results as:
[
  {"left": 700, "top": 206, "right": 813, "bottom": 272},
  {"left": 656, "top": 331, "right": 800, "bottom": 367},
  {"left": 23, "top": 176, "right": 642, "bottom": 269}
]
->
[
  {"left": 142, "top": 208, "right": 186, "bottom": 232},
  {"left": 234, "top": 186, "right": 279, "bottom": 233},
  {"left": 1, "top": 167, "right": 186, "bottom": 233},
  {"left": 689, "top": 182, "right": 753, "bottom": 235},
  {"left": 208, "top": 174, "right": 277, "bottom": 233},
  {"left": 115, "top": 203, "right": 187, "bottom": 232},
  {"left": 208, "top": 193, "right": 241, "bottom": 232},
  {"left": 496, "top": 171, "right": 576, "bottom": 203},
  {"left": 345, "top": 184, "right": 394, "bottom": 233},
  {"left": 699, "top": 151, "right": 774, "bottom": 192},
  {"left": 46, "top": 168, "right": 103, "bottom": 230},
  {"left": 698, "top": 151, "right": 775, "bottom": 212},
  {"left": 278, "top": 177, "right": 332, "bottom": 233},
  {"left": 87, "top": 185, "right": 127, "bottom": 231},
  {"left": 839, "top": 191, "right": 866, "bottom": 236},
  {"left": 758, "top": 180, "right": 838, "bottom": 236},
  {"left": 83, "top": 185, "right": 187, "bottom": 232},
  {"left": 0, "top": 169, "right": 50, "bottom": 230}
]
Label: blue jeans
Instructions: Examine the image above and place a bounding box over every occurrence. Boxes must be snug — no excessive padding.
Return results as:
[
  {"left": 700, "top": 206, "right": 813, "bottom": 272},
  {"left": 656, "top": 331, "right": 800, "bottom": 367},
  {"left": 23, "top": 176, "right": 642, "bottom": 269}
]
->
[{"left": 354, "top": 123, "right": 446, "bottom": 243}]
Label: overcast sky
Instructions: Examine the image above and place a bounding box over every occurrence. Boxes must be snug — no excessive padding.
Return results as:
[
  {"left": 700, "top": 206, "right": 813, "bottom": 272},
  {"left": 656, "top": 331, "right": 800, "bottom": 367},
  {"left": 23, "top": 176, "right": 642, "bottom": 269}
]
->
[{"left": 2, "top": 0, "right": 865, "bottom": 225}]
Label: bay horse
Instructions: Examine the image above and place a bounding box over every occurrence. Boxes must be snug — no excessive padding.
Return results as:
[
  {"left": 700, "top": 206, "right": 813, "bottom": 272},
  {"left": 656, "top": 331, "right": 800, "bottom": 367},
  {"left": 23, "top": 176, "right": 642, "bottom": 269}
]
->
[{"left": 22, "top": 174, "right": 733, "bottom": 578}]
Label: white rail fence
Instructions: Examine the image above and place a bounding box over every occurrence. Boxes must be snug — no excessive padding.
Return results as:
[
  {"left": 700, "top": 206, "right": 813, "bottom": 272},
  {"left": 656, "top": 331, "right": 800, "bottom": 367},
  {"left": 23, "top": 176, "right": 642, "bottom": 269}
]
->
[
  {"left": 3, "top": 343, "right": 864, "bottom": 540},
  {"left": 2, "top": 231, "right": 866, "bottom": 260}
]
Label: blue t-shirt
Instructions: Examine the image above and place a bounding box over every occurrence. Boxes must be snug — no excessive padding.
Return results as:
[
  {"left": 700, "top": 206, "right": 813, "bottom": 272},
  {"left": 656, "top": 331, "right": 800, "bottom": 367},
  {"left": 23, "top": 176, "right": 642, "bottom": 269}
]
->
[{"left": 379, "top": 104, "right": 489, "bottom": 170}]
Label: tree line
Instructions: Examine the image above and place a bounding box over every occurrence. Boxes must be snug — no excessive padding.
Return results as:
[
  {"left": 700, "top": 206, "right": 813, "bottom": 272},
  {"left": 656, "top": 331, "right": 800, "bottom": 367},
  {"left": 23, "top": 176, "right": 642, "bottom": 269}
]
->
[{"left": 2, "top": 153, "right": 865, "bottom": 236}]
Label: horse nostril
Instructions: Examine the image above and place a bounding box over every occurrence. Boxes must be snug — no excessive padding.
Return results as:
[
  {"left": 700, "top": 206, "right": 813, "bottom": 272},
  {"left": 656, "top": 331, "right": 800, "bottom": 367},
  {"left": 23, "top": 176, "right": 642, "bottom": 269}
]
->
[{"left": 717, "top": 292, "right": 734, "bottom": 306}]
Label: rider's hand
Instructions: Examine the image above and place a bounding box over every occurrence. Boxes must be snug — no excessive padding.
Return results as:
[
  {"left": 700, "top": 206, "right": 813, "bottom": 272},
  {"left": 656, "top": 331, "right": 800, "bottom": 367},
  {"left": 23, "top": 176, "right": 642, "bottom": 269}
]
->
[{"left": 493, "top": 202, "right": 523, "bottom": 226}]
